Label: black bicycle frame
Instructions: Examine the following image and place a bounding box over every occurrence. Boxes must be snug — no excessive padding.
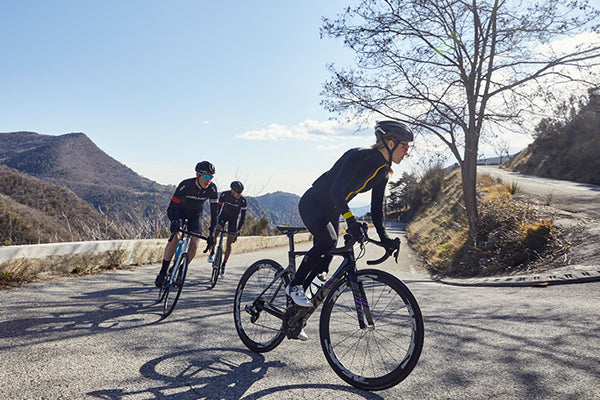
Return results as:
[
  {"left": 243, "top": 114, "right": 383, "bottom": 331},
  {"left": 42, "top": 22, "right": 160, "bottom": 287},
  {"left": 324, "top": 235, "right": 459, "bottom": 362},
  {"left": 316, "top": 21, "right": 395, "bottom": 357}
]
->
[{"left": 251, "top": 232, "right": 374, "bottom": 330}]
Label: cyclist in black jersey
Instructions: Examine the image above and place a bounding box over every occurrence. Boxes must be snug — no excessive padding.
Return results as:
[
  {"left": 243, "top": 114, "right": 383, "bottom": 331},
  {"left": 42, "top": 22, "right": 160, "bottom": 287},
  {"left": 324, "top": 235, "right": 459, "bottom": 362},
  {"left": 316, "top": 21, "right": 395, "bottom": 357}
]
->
[
  {"left": 155, "top": 161, "right": 219, "bottom": 287},
  {"left": 207, "top": 181, "right": 247, "bottom": 278},
  {"left": 285, "top": 120, "right": 414, "bottom": 311}
]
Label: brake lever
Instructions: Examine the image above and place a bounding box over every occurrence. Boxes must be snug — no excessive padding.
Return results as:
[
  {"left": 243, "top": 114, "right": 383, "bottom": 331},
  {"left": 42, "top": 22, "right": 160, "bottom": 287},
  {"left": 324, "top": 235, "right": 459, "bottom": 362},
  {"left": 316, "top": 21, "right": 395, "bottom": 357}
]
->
[{"left": 366, "top": 237, "right": 401, "bottom": 265}]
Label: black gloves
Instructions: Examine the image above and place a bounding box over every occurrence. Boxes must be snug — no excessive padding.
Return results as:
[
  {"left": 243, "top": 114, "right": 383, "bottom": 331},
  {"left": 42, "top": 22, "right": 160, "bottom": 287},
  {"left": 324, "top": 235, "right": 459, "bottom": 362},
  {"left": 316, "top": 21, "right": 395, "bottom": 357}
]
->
[
  {"left": 346, "top": 217, "right": 367, "bottom": 243},
  {"left": 381, "top": 236, "right": 400, "bottom": 251},
  {"left": 206, "top": 234, "right": 215, "bottom": 249},
  {"left": 169, "top": 219, "right": 182, "bottom": 233}
]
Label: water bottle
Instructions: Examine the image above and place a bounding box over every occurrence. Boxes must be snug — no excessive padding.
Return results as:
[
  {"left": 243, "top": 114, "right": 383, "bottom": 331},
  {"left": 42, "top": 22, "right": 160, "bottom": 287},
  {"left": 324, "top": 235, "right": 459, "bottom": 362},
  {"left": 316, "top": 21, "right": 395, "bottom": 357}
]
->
[{"left": 308, "top": 273, "right": 327, "bottom": 299}]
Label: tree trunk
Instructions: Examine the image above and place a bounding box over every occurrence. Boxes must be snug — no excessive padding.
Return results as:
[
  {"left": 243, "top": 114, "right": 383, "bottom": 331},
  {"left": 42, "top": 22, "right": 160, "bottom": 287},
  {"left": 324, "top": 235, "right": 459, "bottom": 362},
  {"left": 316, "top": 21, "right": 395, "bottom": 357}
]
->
[{"left": 461, "top": 148, "right": 479, "bottom": 241}]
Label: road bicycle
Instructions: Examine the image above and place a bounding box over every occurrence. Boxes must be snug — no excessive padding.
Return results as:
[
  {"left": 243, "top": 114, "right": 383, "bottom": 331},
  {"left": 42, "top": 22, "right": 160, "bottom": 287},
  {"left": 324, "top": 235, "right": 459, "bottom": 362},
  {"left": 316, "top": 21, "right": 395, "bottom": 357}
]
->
[
  {"left": 233, "top": 224, "right": 424, "bottom": 391},
  {"left": 209, "top": 228, "right": 237, "bottom": 289},
  {"left": 157, "top": 219, "right": 209, "bottom": 318}
]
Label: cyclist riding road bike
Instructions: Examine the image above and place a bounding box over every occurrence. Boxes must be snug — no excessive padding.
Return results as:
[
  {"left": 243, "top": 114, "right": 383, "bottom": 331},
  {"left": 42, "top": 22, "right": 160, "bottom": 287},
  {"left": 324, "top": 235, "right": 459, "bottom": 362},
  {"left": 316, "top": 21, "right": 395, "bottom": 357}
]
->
[
  {"left": 285, "top": 120, "right": 414, "bottom": 328},
  {"left": 207, "top": 180, "right": 247, "bottom": 278},
  {"left": 155, "top": 161, "right": 219, "bottom": 287}
]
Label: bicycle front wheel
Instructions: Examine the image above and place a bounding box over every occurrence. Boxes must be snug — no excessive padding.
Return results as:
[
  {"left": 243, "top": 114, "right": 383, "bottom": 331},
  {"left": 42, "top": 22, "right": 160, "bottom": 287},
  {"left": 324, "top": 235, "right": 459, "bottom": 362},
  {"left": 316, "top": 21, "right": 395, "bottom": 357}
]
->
[
  {"left": 157, "top": 277, "right": 167, "bottom": 303},
  {"left": 163, "top": 253, "right": 188, "bottom": 318},
  {"left": 209, "top": 247, "right": 222, "bottom": 289},
  {"left": 320, "top": 269, "right": 424, "bottom": 391},
  {"left": 233, "top": 259, "right": 289, "bottom": 352}
]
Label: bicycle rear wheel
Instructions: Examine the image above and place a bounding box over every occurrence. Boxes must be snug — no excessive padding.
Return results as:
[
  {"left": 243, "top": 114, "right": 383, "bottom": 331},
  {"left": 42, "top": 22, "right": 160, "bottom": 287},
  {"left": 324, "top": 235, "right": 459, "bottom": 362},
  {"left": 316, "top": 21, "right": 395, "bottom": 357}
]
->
[
  {"left": 320, "top": 269, "right": 424, "bottom": 391},
  {"left": 163, "top": 253, "right": 188, "bottom": 318},
  {"left": 233, "top": 259, "right": 289, "bottom": 352},
  {"left": 209, "top": 247, "right": 222, "bottom": 289}
]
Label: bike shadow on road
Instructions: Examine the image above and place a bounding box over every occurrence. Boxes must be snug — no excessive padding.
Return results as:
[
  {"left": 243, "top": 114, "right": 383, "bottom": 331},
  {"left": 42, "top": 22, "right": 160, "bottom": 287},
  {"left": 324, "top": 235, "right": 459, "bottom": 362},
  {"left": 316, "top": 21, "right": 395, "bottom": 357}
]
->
[
  {"left": 0, "top": 270, "right": 234, "bottom": 347},
  {"left": 87, "top": 346, "right": 388, "bottom": 400},
  {"left": 0, "top": 285, "right": 162, "bottom": 348},
  {"left": 0, "top": 270, "right": 253, "bottom": 353}
]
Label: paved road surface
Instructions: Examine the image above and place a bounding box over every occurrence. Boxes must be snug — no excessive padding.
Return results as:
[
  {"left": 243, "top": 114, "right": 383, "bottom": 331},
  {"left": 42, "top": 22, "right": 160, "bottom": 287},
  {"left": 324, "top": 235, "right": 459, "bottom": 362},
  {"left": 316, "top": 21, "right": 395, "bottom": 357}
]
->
[
  {"left": 478, "top": 165, "right": 600, "bottom": 219},
  {"left": 1, "top": 225, "right": 599, "bottom": 399}
]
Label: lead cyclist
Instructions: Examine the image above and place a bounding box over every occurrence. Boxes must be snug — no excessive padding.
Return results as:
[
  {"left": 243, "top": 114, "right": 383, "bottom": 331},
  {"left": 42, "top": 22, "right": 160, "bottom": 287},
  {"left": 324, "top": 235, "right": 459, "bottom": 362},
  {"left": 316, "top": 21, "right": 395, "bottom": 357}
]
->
[{"left": 285, "top": 121, "right": 414, "bottom": 340}]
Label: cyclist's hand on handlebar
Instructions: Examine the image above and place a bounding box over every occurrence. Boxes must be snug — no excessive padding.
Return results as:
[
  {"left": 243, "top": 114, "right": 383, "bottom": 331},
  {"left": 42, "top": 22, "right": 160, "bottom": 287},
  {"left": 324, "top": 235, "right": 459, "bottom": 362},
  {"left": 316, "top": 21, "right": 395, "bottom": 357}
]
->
[
  {"left": 366, "top": 236, "right": 401, "bottom": 265},
  {"left": 382, "top": 237, "right": 401, "bottom": 263},
  {"left": 206, "top": 235, "right": 215, "bottom": 250},
  {"left": 169, "top": 219, "right": 182, "bottom": 233},
  {"left": 203, "top": 235, "right": 214, "bottom": 253},
  {"left": 347, "top": 217, "right": 367, "bottom": 243},
  {"left": 381, "top": 236, "right": 399, "bottom": 251}
]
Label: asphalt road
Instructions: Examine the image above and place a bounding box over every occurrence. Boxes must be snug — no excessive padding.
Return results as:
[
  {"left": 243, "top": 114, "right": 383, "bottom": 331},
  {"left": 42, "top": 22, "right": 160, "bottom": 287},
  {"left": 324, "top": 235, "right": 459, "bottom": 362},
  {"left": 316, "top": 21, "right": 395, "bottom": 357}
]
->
[
  {"left": 478, "top": 165, "right": 600, "bottom": 219},
  {"left": 1, "top": 224, "right": 599, "bottom": 399}
]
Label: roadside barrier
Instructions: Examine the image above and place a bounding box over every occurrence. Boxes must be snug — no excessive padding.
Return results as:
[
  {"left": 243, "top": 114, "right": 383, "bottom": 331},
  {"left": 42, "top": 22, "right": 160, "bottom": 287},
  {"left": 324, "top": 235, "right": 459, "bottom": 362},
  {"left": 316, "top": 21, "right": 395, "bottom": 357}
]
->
[{"left": 0, "top": 233, "right": 311, "bottom": 281}]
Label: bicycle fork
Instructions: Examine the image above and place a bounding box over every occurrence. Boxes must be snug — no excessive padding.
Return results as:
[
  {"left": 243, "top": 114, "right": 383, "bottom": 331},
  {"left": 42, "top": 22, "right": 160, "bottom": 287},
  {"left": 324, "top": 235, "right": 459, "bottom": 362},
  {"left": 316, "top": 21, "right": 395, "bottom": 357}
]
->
[
  {"left": 168, "top": 239, "right": 187, "bottom": 285},
  {"left": 347, "top": 268, "right": 375, "bottom": 329}
]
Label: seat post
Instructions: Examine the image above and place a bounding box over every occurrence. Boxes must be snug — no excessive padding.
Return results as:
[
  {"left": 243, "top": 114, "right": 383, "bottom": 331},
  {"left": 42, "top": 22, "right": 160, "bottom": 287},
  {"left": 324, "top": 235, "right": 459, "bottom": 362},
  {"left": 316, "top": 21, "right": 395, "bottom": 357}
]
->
[{"left": 287, "top": 232, "right": 296, "bottom": 255}]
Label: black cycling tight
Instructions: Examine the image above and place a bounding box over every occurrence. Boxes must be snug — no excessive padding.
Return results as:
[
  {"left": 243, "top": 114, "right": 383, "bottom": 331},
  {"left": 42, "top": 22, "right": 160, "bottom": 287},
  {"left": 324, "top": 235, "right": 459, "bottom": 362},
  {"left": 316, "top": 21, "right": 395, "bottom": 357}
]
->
[{"left": 291, "top": 193, "right": 340, "bottom": 289}]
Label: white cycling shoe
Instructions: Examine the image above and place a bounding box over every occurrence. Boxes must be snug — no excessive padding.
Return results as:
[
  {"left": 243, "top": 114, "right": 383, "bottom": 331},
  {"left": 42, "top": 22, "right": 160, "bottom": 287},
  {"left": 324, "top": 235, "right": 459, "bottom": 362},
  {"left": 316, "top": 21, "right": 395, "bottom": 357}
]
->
[
  {"left": 285, "top": 285, "right": 313, "bottom": 308},
  {"left": 291, "top": 328, "right": 309, "bottom": 341}
]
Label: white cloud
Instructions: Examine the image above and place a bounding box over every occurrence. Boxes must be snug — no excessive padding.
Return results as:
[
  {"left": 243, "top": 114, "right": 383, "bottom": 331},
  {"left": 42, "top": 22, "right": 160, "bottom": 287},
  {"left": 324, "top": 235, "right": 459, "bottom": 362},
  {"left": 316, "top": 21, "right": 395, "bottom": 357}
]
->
[
  {"left": 537, "top": 31, "right": 600, "bottom": 57},
  {"left": 237, "top": 119, "right": 359, "bottom": 141}
]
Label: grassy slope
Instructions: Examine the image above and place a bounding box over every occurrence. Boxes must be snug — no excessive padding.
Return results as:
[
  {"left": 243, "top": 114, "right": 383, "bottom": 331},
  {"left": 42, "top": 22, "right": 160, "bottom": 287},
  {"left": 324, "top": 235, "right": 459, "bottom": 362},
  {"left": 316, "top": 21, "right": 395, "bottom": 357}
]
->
[{"left": 406, "top": 169, "right": 565, "bottom": 278}]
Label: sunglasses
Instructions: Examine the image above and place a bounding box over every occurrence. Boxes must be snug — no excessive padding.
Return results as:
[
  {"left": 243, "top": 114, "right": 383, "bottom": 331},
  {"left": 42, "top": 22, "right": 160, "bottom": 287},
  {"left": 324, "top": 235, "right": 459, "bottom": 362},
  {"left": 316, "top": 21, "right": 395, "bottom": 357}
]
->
[
  {"left": 199, "top": 173, "right": 214, "bottom": 180},
  {"left": 400, "top": 143, "right": 410, "bottom": 152}
]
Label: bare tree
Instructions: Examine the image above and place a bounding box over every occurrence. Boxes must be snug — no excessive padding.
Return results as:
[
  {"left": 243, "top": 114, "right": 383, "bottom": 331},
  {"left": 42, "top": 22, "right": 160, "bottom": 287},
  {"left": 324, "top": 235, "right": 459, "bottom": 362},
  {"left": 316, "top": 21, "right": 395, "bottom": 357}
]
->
[{"left": 321, "top": 0, "right": 600, "bottom": 239}]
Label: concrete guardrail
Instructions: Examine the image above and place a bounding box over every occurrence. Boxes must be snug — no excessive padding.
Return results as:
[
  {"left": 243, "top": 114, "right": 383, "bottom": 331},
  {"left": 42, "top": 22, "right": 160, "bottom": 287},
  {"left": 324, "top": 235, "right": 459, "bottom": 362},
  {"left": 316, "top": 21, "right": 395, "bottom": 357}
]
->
[{"left": 0, "top": 233, "right": 311, "bottom": 281}]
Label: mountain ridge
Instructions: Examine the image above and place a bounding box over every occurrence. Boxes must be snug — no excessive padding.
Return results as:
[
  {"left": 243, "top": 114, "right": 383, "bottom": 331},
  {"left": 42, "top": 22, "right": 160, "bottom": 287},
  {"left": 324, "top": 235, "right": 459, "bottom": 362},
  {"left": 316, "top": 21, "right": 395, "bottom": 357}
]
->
[{"left": 0, "top": 131, "right": 301, "bottom": 242}]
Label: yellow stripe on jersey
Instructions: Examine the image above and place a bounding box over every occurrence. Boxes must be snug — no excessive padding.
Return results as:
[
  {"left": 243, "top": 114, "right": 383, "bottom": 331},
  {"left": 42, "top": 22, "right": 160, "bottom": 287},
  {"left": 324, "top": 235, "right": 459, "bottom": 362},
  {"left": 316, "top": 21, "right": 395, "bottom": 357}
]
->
[{"left": 345, "top": 163, "right": 388, "bottom": 201}]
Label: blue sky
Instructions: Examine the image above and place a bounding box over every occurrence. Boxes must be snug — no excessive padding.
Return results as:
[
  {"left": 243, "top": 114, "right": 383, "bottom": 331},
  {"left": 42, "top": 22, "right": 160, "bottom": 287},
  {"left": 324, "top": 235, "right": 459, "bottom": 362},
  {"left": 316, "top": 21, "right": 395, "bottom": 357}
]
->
[
  {"left": 1, "top": 1, "right": 377, "bottom": 200},
  {"left": 2, "top": 1, "right": 591, "bottom": 205}
]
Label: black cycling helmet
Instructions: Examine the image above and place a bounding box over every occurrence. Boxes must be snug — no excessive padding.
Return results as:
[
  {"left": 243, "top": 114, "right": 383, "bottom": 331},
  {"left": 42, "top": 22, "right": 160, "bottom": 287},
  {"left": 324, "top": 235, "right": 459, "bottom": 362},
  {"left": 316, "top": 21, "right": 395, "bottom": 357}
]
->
[
  {"left": 375, "top": 120, "right": 414, "bottom": 143},
  {"left": 231, "top": 181, "right": 244, "bottom": 193},
  {"left": 195, "top": 161, "right": 215, "bottom": 175},
  {"left": 375, "top": 120, "right": 413, "bottom": 166}
]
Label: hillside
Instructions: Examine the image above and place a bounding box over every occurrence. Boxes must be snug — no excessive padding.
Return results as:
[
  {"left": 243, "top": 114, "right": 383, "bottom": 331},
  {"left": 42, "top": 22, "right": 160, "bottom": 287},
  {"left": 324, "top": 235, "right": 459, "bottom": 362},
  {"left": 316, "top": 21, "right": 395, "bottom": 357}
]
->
[
  {"left": 503, "top": 93, "right": 600, "bottom": 184},
  {"left": 0, "top": 131, "right": 303, "bottom": 241},
  {"left": 0, "top": 165, "right": 122, "bottom": 245},
  {"left": 0, "top": 131, "right": 174, "bottom": 236},
  {"left": 254, "top": 191, "right": 302, "bottom": 226},
  {"left": 406, "top": 167, "right": 567, "bottom": 277}
]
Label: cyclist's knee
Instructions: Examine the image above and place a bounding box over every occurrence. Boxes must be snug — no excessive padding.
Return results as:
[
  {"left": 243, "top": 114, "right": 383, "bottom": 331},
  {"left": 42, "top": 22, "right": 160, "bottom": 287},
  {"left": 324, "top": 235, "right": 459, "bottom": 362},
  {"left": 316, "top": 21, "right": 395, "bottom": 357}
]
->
[{"left": 314, "top": 235, "right": 336, "bottom": 253}]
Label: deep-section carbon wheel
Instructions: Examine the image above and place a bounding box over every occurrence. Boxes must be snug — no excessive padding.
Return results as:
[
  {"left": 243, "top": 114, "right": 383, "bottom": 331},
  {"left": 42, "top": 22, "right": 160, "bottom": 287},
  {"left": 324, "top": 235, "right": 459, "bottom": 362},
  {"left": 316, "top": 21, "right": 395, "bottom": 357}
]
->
[
  {"left": 233, "top": 259, "right": 289, "bottom": 352},
  {"left": 320, "top": 269, "right": 424, "bottom": 391}
]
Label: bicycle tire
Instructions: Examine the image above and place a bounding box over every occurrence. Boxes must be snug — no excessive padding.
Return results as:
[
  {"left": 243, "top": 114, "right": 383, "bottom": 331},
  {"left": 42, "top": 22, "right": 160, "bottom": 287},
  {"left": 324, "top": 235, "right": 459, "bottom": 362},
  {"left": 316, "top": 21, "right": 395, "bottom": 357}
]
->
[
  {"left": 233, "top": 259, "right": 289, "bottom": 352},
  {"left": 320, "top": 269, "right": 424, "bottom": 391},
  {"left": 157, "top": 278, "right": 167, "bottom": 303},
  {"left": 209, "top": 247, "right": 222, "bottom": 289},
  {"left": 163, "top": 253, "right": 188, "bottom": 318}
]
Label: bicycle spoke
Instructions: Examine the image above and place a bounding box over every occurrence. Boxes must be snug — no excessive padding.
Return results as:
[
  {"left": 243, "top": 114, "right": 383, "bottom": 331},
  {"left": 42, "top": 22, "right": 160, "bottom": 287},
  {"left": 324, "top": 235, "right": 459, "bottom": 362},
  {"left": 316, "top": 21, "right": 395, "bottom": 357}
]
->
[
  {"left": 320, "top": 269, "right": 424, "bottom": 391},
  {"left": 233, "top": 260, "right": 288, "bottom": 352}
]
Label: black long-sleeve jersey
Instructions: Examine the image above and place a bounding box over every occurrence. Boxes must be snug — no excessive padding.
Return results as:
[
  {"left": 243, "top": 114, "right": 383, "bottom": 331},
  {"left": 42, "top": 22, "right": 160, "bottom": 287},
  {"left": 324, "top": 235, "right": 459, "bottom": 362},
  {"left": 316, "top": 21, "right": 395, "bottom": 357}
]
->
[
  {"left": 310, "top": 147, "right": 390, "bottom": 239},
  {"left": 217, "top": 191, "right": 247, "bottom": 230},
  {"left": 166, "top": 177, "right": 219, "bottom": 231}
]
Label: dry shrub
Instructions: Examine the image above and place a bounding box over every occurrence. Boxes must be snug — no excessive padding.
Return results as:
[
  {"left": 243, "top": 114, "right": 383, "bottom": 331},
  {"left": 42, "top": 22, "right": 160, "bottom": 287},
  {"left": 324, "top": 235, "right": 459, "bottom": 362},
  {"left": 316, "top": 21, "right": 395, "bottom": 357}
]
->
[{"left": 406, "top": 170, "right": 566, "bottom": 278}]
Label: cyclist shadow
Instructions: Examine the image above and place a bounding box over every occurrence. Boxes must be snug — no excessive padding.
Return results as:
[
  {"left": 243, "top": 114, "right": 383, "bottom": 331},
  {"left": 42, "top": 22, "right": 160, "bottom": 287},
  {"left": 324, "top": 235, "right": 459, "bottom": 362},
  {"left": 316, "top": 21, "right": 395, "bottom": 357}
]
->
[
  {"left": 87, "top": 347, "right": 386, "bottom": 400},
  {"left": 0, "top": 284, "right": 164, "bottom": 346}
]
